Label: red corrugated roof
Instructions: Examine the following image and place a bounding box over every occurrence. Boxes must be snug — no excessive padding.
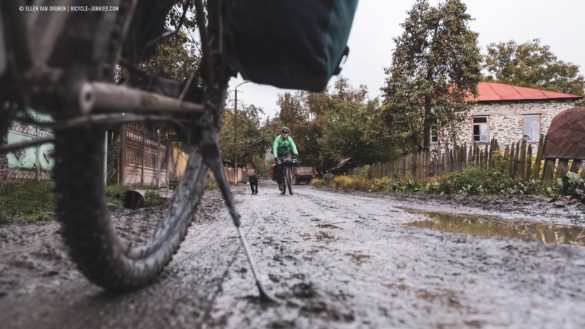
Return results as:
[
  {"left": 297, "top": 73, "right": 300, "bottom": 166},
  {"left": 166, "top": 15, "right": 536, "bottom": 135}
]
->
[{"left": 465, "top": 82, "right": 582, "bottom": 102}]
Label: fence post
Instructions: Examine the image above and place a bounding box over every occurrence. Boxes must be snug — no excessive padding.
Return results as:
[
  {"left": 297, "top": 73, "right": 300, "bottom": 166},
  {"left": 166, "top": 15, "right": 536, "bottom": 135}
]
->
[
  {"left": 525, "top": 145, "right": 533, "bottom": 180},
  {"left": 487, "top": 139, "right": 493, "bottom": 168},
  {"left": 420, "top": 152, "right": 424, "bottom": 179},
  {"left": 422, "top": 151, "right": 428, "bottom": 179},
  {"left": 410, "top": 152, "right": 419, "bottom": 180},
  {"left": 508, "top": 144, "right": 515, "bottom": 177},
  {"left": 533, "top": 134, "right": 545, "bottom": 179},
  {"left": 493, "top": 139, "right": 500, "bottom": 170},
  {"left": 459, "top": 146, "right": 465, "bottom": 171},
  {"left": 569, "top": 159, "right": 582, "bottom": 174},
  {"left": 514, "top": 142, "right": 522, "bottom": 178},
  {"left": 467, "top": 145, "right": 472, "bottom": 169},
  {"left": 381, "top": 162, "right": 385, "bottom": 178},
  {"left": 429, "top": 153, "right": 434, "bottom": 177},
  {"left": 421, "top": 151, "right": 426, "bottom": 178},
  {"left": 456, "top": 146, "right": 460, "bottom": 171},
  {"left": 503, "top": 145, "right": 509, "bottom": 172},
  {"left": 451, "top": 146, "right": 457, "bottom": 172},
  {"left": 519, "top": 140, "right": 526, "bottom": 180},
  {"left": 427, "top": 151, "right": 432, "bottom": 177},
  {"left": 556, "top": 159, "right": 569, "bottom": 179},
  {"left": 448, "top": 148, "right": 453, "bottom": 172},
  {"left": 542, "top": 159, "right": 556, "bottom": 181}
]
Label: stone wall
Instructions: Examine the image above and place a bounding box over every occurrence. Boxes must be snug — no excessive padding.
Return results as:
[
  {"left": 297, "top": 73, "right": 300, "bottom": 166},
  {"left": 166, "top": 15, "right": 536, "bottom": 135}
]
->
[{"left": 445, "top": 100, "right": 577, "bottom": 148}]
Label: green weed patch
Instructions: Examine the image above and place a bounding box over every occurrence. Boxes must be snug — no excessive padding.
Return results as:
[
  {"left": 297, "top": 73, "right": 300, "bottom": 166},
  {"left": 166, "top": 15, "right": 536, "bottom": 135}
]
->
[
  {"left": 0, "top": 182, "right": 55, "bottom": 223},
  {"left": 312, "top": 167, "right": 581, "bottom": 200},
  {"left": 105, "top": 184, "right": 130, "bottom": 208}
]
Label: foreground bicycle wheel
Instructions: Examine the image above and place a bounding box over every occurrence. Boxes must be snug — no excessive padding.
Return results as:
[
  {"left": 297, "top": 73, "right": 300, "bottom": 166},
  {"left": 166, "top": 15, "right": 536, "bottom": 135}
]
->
[
  {"left": 1, "top": 0, "right": 221, "bottom": 291},
  {"left": 53, "top": 126, "right": 208, "bottom": 291},
  {"left": 43, "top": 0, "right": 216, "bottom": 292}
]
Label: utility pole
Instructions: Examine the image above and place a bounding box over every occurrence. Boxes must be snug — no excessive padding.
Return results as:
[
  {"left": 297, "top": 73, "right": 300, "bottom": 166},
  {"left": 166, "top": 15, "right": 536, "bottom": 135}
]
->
[
  {"left": 35, "top": 111, "right": 40, "bottom": 182},
  {"left": 104, "top": 130, "right": 108, "bottom": 186},
  {"left": 233, "top": 81, "right": 250, "bottom": 185}
]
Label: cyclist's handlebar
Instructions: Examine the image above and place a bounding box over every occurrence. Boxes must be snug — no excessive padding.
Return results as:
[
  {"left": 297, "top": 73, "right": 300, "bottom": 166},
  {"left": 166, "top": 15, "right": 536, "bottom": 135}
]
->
[{"left": 276, "top": 155, "right": 300, "bottom": 166}]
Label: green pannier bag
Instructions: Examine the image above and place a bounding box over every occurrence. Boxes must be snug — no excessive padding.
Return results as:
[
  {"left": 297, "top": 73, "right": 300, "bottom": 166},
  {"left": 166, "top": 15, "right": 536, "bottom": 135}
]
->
[{"left": 224, "top": 0, "right": 359, "bottom": 92}]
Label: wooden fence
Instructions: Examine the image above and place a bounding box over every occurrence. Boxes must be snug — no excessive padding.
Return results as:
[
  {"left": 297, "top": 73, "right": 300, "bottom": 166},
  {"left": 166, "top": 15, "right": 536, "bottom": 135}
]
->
[{"left": 349, "top": 135, "right": 584, "bottom": 182}]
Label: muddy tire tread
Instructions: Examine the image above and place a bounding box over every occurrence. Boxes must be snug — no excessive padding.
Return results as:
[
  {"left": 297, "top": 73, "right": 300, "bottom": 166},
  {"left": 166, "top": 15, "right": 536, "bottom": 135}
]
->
[{"left": 53, "top": 128, "right": 206, "bottom": 291}]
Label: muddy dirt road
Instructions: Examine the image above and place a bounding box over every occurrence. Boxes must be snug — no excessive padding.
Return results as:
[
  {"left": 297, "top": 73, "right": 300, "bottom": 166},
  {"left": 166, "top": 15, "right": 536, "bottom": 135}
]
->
[{"left": 1, "top": 182, "right": 585, "bottom": 328}]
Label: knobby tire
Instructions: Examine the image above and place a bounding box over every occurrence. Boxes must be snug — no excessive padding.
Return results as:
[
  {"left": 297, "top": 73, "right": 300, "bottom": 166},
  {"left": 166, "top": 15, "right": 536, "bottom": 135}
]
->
[
  {"left": 285, "top": 166, "right": 293, "bottom": 195},
  {"left": 49, "top": 0, "right": 210, "bottom": 291}
]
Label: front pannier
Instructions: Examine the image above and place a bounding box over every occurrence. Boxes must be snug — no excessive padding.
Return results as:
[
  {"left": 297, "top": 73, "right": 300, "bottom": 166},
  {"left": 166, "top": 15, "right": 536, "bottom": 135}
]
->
[{"left": 224, "top": 0, "right": 359, "bottom": 92}]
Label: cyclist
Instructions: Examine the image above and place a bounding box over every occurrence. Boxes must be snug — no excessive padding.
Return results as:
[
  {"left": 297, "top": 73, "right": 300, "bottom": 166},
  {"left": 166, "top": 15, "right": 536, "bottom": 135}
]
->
[{"left": 272, "top": 127, "right": 299, "bottom": 193}]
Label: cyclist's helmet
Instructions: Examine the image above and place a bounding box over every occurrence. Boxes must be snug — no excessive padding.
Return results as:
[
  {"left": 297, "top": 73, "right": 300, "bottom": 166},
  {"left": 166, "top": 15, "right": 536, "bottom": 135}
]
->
[{"left": 281, "top": 127, "right": 290, "bottom": 133}]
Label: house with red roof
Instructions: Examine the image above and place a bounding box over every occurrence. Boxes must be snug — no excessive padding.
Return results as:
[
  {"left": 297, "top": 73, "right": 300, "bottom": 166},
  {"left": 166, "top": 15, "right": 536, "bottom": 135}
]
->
[{"left": 439, "top": 82, "right": 582, "bottom": 147}]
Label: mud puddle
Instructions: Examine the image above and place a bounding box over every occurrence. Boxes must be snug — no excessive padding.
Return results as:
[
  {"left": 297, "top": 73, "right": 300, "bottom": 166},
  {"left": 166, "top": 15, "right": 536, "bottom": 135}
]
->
[{"left": 406, "top": 211, "right": 585, "bottom": 247}]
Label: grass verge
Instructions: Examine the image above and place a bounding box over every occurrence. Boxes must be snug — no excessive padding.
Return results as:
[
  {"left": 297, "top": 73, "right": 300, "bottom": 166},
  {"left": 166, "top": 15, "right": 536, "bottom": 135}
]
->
[
  {"left": 312, "top": 167, "right": 584, "bottom": 201},
  {"left": 0, "top": 181, "right": 54, "bottom": 224}
]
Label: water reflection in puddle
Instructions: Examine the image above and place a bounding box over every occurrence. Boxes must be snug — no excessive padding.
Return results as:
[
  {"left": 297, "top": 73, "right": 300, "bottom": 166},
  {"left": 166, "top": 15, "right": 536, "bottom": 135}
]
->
[{"left": 405, "top": 212, "right": 585, "bottom": 247}]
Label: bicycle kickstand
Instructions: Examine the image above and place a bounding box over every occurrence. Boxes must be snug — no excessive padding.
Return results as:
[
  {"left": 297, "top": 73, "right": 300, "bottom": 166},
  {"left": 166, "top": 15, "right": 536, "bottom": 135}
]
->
[{"left": 200, "top": 139, "right": 278, "bottom": 304}]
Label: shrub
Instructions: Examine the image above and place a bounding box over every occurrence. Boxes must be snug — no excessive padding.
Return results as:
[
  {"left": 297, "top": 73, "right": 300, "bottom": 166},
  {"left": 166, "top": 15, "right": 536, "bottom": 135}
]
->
[
  {"left": 307, "top": 166, "right": 584, "bottom": 203},
  {"left": 370, "top": 177, "right": 390, "bottom": 192},
  {"left": 106, "top": 184, "right": 129, "bottom": 199},
  {"left": 311, "top": 178, "right": 324, "bottom": 186},
  {"left": 433, "top": 167, "right": 514, "bottom": 195},
  {"left": 144, "top": 191, "right": 165, "bottom": 207},
  {"left": 205, "top": 181, "right": 218, "bottom": 191},
  {"left": 560, "top": 172, "right": 585, "bottom": 201},
  {"left": 323, "top": 173, "right": 335, "bottom": 185},
  {"left": 331, "top": 175, "right": 354, "bottom": 190}
]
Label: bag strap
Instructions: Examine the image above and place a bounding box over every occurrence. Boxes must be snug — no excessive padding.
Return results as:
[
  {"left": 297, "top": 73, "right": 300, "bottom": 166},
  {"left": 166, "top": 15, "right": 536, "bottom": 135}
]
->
[{"left": 333, "top": 46, "right": 350, "bottom": 75}]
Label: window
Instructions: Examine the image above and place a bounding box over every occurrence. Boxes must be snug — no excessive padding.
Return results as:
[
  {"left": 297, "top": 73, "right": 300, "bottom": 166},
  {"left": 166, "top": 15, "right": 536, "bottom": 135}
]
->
[
  {"left": 430, "top": 124, "right": 438, "bottom": 144},
  {"left": 473, "top": 117, "right": 489, "bottom": 143},
  {"left": 523, "top": 114, "right": 540, "bottom": 141}
]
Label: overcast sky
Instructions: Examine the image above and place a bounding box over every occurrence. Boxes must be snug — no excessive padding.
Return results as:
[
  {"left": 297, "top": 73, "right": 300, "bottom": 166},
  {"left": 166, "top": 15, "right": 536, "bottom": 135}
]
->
[{"left": 228, "top": 0, "right": 585, "bottom": 119}]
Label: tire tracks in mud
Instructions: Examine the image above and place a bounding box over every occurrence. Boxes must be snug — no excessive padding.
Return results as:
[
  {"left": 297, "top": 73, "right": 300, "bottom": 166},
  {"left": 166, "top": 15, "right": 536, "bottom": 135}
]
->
[
  {"left": 204, "top": 184, "right": 402, "bottom": 328},
  {"left": 2, "top": 184, "right": 585, "bottom": 328},
  {"left": 0, "top": 190, "right": 253, "bottom": 329},
  {"left": 0, "top": 222, "right": 62, "bottom": 256},
  {"left": 207, "top": 184, "right": 585, "bottom": 328},
  {"left": 188, "top": 199, "right": 265, "bottom": 328}
]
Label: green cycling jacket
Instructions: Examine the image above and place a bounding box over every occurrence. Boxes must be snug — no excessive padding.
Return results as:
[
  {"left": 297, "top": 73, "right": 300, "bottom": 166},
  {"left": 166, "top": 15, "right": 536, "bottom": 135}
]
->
[{"left": 272, "top": 135, "right": 298, "bottom": 158}]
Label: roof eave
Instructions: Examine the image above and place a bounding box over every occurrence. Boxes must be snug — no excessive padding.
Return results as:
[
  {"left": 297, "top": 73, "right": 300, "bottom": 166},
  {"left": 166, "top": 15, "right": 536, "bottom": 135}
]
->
[{"left": 467, "top": 96, "right": 582, "bottom": 104}]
